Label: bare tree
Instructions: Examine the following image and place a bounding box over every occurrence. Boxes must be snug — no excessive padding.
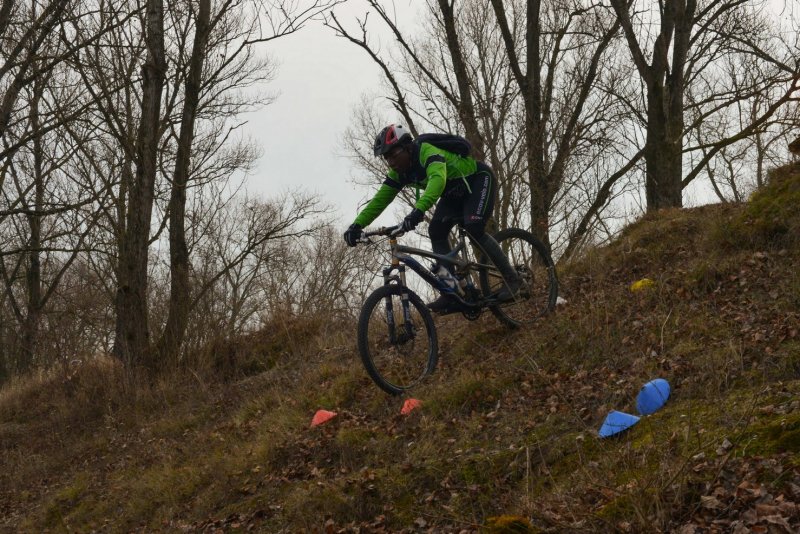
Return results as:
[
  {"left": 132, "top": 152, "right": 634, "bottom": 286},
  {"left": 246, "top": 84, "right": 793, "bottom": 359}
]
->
[
  {"left": 683, "top": 6, "right": 800, "bottom": 198},
  {"left": 112, "top": 0, "right": 167, "bottom": 369},
  {"left": 59, "top": 0, "right": 342, "bottom": 371},
  {"left": 0, "top": 1, "right": 136, "bottom": 162},
  {"left": 156, "top": 0, "right": 212, "bottom": 362},
  {"left": 691, "top": 95, "right": 800, "bottom": 202},
  {"left": 0, "top": 0, "right": 71, "bottom": 139},
  {"left": 488, "top": 0, "right": 622, "bottom": 249},
  {"left": 0, "top": 2, "right": 112, "bottom": 373},
  {"left": 609, "top": 0, "right": 800, "bottom": 211},
  {"left": 155, "top": 0, "right": 343, "bottom": 366},
  {"left": 182, "top": 192, "right": 326, "bottom": 355},
  {"left": 0, "top": 0, "right": 363, "bottom": 380},
  {"left": 269, "top": 223, "right": 384, "bottom": 317}
]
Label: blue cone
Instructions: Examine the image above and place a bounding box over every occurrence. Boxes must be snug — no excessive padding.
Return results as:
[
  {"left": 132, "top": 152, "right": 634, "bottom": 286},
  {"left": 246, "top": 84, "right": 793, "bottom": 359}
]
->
[
  {"left": 636, "top": 378, "right": 671, "bottom": 415},
  {"left": 598, "top": 410, "right": 640, "bottom": 438}
]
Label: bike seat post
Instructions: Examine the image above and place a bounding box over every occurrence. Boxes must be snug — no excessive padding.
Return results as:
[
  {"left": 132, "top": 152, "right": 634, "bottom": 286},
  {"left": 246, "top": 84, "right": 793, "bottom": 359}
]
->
[{"left": 454, "top": 225, "right": 476, "bottom": 286}]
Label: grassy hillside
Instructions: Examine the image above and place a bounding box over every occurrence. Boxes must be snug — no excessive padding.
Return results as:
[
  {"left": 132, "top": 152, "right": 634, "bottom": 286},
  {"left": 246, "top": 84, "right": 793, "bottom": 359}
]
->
[{"left": 2, "top": 163, "right": 800, "bottom": 533}]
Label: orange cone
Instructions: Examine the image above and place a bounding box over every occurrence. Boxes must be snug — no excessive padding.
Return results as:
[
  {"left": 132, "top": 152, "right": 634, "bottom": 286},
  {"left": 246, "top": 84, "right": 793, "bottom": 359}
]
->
[
  {"left": 311, "top": 409, "right": 337, "bottom": 427},
  {"left": 401, "top": 398, "right": 421, "bottom": 415}
]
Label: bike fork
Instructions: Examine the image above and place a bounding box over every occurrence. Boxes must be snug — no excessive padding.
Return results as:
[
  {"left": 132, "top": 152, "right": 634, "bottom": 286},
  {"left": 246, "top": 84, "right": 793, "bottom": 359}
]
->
[
  {"left": 397, "top": 266, "right": 415, "bottom": 338},
  {"left": 382, "top": 265, "right": 415, "bottom": 343},
  {"left": 381, "top": 267, "right": 397, "bottom": 344}
]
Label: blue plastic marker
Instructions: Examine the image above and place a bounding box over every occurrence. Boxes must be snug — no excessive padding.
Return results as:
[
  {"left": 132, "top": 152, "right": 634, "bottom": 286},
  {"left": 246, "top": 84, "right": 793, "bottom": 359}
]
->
[
  {"left": 598, "top": 410, "right": 641, "bottom": 438},
  {"left": 636, "top": 378, "right": 671, "bottom": 415}
]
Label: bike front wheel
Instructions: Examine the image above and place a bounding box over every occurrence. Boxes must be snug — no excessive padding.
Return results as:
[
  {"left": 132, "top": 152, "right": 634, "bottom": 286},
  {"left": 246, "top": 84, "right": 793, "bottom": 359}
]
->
[
  {"left": 357, "top": 284, "right": 438, "bottom": 395},
  {"left": 479, "top": 228, "right": 558, "bottom": 328}
]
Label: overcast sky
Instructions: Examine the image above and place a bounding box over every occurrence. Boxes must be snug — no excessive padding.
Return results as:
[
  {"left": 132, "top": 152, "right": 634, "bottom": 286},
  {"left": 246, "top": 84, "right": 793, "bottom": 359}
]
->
[{"left": 241, "top": 1, "right": 418, "bottom": 226}]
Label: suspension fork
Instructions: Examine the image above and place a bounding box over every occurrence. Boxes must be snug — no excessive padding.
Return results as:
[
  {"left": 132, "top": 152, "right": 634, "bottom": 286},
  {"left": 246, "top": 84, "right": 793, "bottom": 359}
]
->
[{"left": 382, "top": 237, "right": 415, "bottom": 343}]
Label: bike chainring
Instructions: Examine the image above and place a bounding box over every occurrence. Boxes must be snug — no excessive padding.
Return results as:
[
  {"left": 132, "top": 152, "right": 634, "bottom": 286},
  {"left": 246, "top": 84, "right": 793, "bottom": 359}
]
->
[
  {"left": 460, "top": 285, "right": 483, "bottom": 320},
  {"left": 461, "top": 307, "right": 482, "bottom": 321}
]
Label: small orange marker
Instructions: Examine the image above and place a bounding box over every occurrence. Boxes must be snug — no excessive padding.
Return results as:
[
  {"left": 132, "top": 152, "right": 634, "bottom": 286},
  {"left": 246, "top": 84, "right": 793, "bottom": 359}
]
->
[
  {"left": 311, "top": 409, "right": 337, "bottom": 427},
  {"left": 401, "top": 398, "right": 421, "bottom": 415}
]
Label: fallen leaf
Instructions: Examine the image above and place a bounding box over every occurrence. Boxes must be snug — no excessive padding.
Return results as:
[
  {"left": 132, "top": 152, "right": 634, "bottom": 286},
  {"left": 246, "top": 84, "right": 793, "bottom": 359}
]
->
[{"left": 701, "top": 496, "right": 724, "bottom": 510}]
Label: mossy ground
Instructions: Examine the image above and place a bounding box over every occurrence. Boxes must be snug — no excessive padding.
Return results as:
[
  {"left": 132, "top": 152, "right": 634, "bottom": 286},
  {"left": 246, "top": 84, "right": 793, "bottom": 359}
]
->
[{"left": 2, "top": 163, "right": 800, "bottom": 532}]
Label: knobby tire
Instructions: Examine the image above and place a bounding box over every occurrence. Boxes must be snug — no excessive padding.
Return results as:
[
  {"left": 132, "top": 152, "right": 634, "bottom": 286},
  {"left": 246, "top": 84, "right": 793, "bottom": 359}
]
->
[
  {"left": 479, "top": 228, "right": 558, "bottom": 328},
  {"left": 357, "top": 284, "right": 438, "bottom": 395}
]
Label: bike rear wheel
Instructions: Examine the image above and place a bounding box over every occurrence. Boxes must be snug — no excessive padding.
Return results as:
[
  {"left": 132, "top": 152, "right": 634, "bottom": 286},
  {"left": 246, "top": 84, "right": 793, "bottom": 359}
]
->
[
  {"left": 479, "top": 228, "right": 558, "bottom": 328},
  {"left": 357, "top": 284, "right": 438, "bottom": 395}
]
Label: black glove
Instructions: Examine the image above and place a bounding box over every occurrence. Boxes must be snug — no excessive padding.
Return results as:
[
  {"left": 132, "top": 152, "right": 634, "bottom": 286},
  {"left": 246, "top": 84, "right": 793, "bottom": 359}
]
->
[
  {"left": 401, "top": 208, "right": 424, "bottom": 232},
  {"left": 343, "top": 223, "right": 362, "bottom": 247}
]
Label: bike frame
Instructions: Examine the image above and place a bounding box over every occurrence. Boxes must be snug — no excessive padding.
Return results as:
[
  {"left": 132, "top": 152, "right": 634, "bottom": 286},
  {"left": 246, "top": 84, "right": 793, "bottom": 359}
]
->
[
  {"left": 363, "top": 225, "right": 502, "bottom": 344},
  {"left": 379, "top": 227, "right": 497, "bottom": 306}
]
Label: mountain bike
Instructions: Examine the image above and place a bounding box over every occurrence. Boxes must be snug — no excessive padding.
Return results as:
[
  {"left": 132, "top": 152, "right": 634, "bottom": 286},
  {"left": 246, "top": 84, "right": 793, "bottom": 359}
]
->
[{"left": 356, "top": 222, "right": 558, "bottom": 395}]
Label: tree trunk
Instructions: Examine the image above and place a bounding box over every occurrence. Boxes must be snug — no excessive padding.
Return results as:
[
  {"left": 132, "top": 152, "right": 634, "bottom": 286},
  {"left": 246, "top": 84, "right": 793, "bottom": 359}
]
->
[
  {"left": 0, "top": 339, "right": 7, "bottom": 383},
  {"left": 18, "top": 72, "right": 46, "bottom": 372},
  {"left": 0, "top": 1, "right": 13, "bottom": 39},
  {"left": 114, "top": 0, "right": 166, "bottom": 370},
  {"left": 529, "top": 170, "right": 551, "bottom": 246},
  {"left": 644, "top": 84, "right": 683, "bottom": 209},
  {"left": 610, "top": 0, "right": 694, "bottom": 212},
  {"left": 436, "top": 0, "right": 485, "bottom": 159},
  {"left": 493, "top": 0, "right": 551, "bottom": 249},
  {"left": 525, "top": 0, "right": 551, "bottom": 249},
  {"left": 157, "top": 0, "right": 210, "bottom": 363}
]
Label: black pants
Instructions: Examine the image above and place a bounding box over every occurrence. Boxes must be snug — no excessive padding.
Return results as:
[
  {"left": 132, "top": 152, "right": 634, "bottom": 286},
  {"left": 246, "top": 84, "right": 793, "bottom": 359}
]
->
[
  {"left": 427, "top": 162, "right": 519, "bottom": 287},
  {"left": 428, "top": 161, "right": 495, "bottom": 245}
]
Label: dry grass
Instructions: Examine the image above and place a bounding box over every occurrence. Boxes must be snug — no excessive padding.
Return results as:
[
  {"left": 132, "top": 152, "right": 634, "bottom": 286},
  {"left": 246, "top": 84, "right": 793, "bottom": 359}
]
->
[{"left": 2, "top": 164, "right": 800, "bottom": 532}]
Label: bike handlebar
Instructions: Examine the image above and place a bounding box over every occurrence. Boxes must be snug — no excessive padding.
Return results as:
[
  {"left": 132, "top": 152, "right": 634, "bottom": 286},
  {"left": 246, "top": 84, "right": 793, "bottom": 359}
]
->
[
  {"left": 358, "top": 225, "right": 406, "bottom": 243},
  {"left": 357, "top": 215, "right": 467, "bottom": 244}
]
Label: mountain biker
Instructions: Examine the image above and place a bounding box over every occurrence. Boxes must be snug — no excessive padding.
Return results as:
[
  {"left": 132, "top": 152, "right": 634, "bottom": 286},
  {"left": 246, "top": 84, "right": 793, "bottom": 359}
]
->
[{"left": 343, "top": 123, "right": 521, "bottom": 312}]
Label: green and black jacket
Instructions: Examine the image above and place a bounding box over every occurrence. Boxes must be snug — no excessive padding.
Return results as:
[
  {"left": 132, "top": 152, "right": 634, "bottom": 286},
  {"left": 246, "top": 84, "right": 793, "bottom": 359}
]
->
[{"left": 353, "top": 142, "right": 478, "bottom": 228}]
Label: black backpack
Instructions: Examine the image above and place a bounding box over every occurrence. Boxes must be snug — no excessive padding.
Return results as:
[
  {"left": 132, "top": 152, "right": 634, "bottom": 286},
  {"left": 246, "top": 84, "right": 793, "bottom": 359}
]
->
[{"left": 415, "top": 132, "right": 472, "bottom": 157}]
